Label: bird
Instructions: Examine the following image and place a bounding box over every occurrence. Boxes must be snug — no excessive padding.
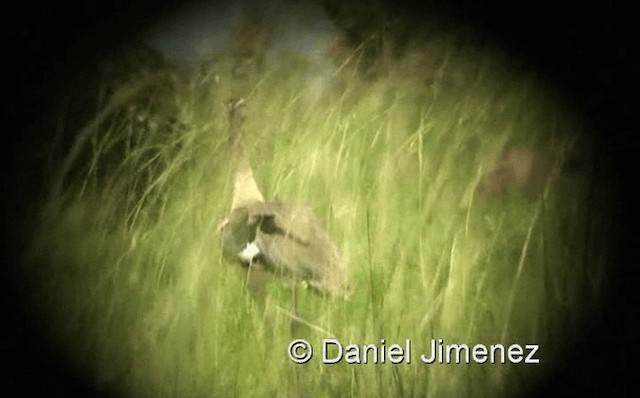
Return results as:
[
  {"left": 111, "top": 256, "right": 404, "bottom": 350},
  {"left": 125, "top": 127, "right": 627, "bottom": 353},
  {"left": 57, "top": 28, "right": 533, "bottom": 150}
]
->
[
  {"left": 476, "top": 147, "right": 554, "bottom": 198},
  {"left": 478, "top": 144, "right": 589, "bottom": 204},
  {"left": 217, "top": 98, "right": 351, "bottom": 298}
]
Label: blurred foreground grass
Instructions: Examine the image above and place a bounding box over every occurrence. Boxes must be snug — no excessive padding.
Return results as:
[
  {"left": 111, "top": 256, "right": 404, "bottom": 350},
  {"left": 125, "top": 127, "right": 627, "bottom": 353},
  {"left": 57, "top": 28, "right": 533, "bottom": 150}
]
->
[{"left": 22, "top": 28, "right": 617, "bottom": 398}]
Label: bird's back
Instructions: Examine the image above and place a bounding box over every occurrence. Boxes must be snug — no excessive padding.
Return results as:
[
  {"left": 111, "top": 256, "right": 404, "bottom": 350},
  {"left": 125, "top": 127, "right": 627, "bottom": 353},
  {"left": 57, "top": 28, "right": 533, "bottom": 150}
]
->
[{"left": 248, "top": 202, "right": 351, "bottom": 297}]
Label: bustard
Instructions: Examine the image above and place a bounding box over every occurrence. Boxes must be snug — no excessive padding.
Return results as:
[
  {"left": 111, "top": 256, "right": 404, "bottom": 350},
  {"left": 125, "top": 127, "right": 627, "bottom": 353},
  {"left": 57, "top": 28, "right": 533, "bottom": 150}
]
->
[{"left": 217, "top": 98, "right": 351, "bottom": 298}]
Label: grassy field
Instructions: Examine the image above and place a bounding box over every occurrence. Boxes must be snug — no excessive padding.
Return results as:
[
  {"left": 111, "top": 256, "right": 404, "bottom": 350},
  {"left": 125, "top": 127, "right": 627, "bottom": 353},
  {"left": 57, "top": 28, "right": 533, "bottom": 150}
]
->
[{"left": 22, "top": 25, "right": 617, "bottom": 397}]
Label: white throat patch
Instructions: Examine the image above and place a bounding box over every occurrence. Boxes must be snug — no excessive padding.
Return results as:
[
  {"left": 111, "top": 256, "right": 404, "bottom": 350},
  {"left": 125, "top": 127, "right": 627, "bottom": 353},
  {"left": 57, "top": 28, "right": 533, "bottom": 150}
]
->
[{"left": 239, "top": 241, "right": 260, "bottom": 263}]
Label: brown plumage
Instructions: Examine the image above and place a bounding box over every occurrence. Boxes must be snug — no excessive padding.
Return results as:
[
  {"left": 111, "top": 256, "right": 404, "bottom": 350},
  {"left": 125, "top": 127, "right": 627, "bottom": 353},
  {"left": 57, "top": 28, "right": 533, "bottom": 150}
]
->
[
  {"left": 218, "top": 98, "right": 351, "bottom": 297},
  {"left": 476, "top": 144, "right": 586, "bottom": 200},
  {"left": 476, "top": 147, "right": 553, "bottom": 198}
]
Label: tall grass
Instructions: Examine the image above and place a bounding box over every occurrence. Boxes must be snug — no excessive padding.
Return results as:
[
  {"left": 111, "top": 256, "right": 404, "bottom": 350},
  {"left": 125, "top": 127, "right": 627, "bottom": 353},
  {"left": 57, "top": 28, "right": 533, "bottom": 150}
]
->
[{"left": 24, "top": 31, "right": 615, "bottom": 397}]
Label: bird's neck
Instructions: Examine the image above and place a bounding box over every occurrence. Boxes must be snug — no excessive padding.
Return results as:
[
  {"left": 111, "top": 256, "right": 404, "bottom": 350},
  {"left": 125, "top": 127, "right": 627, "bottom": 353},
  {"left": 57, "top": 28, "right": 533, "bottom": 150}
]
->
[
  {"left": 231, "top": 156, "right": 264, "bottom": 209},
  {"left": 226, "top": 97, "right": 265, "bottom": 208}
]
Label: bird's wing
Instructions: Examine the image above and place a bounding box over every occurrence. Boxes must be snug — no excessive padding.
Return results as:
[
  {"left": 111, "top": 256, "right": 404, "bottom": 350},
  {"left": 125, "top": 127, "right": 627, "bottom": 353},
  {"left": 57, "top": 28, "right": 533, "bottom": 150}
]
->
[
  {"left": 247, "top": 202, "right": 320, "bottom": 246},
  {"left": 247, "top": 201, "right": 351, "bottom": 297}
]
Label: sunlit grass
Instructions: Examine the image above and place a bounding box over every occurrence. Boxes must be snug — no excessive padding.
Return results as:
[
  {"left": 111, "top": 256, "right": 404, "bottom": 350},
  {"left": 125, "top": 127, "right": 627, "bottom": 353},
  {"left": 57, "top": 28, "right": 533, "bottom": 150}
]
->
[{"left": 23, "top": 32, "right": 615, "bottom": 398}]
